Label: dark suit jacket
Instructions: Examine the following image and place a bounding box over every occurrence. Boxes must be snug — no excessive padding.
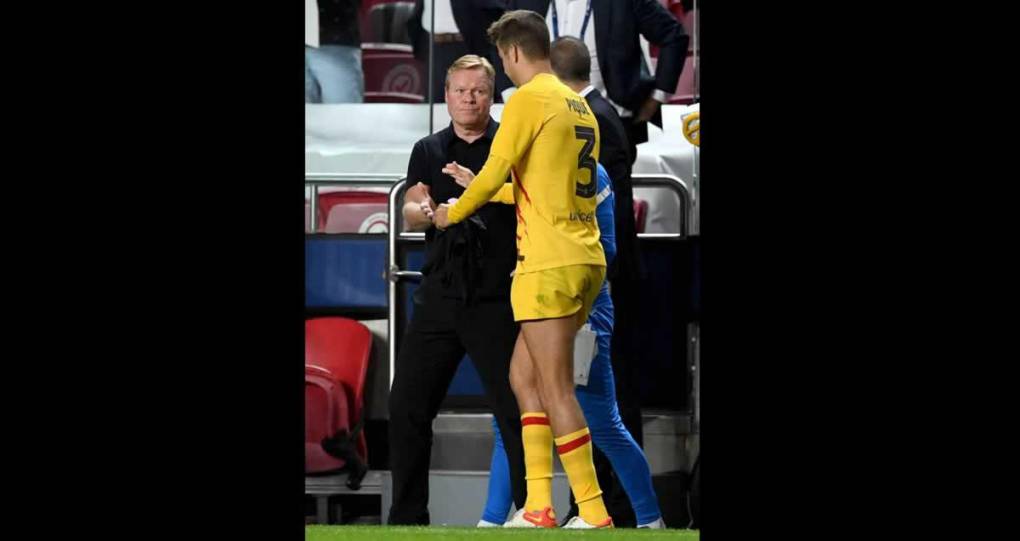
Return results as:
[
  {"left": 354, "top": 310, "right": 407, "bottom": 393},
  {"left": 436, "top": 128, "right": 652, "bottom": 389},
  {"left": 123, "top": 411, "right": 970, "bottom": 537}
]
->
[
  {"left": 585, "top": 89, "right": 643, "bottom": 281},
  {"left": 512, "top": 0, "right": 688, "bottom": 144}
]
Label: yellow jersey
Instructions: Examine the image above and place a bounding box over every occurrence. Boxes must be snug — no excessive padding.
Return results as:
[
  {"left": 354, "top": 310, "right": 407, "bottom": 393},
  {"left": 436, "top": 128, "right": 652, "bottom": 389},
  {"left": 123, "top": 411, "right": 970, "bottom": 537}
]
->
[{"left": 447, "top": 73, "right": 606, "bottom": 274}]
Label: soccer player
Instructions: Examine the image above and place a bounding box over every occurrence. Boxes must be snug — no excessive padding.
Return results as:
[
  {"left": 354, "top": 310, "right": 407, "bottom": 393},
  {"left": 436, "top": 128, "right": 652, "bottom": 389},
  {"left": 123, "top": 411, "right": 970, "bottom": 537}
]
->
[
  {"left": 433, "top": 9, "right": 611, "bottom": 529},
  {"left": 451, "top": 162, "right": 666, "bottom": 529}
]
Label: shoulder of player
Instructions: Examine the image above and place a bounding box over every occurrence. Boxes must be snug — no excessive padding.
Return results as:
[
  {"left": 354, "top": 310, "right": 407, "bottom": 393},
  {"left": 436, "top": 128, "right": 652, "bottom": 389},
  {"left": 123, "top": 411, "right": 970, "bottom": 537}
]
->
[{"left": 508, "top": 82, "right": 543, "bottom": 103}]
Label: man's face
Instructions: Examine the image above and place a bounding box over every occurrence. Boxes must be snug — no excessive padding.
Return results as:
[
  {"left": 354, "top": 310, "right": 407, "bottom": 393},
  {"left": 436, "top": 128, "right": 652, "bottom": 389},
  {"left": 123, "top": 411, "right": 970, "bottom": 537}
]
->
[{"left": 445, "top": 68, "right": 493, "bottom": 128}]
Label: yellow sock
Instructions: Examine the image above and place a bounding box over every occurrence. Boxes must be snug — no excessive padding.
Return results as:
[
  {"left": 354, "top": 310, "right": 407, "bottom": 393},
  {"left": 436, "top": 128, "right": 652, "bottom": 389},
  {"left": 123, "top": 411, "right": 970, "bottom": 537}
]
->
[
  {"left": 555, "top": 426, "right": 610, "bottom": 526},
  {"left": 521, "top": 412, "right": 554, "bottom": 512}
]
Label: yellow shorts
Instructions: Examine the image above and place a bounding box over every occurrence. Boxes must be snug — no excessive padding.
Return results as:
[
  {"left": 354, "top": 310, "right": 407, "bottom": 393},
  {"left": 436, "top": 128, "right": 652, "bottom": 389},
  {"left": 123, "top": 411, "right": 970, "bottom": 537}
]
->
[{"left": 510, "top": 264, "right": 606, "bottom": 325}]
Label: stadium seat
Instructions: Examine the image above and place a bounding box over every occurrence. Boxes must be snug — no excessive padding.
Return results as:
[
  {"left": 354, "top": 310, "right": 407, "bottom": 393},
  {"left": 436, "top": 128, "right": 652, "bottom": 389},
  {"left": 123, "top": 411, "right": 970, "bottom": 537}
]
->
[
  {"left": 305, "top": 317, "right": 373, "bottom": 479},
  {"left": 306, "top": 364, "right": 351, "bottom": 473},
  {"left": 317, "top": 191, "right": 389, "bottom": 233},
  {"left": 668, "top": 52, "right": 697, "bottom": 105},
  {"left": 634, "top": 198, "right": 649, "bottom": 234},
  {"left": 363, "top": 91, "right": 424, "bottom": 103},
  {"left": 361, "top": 44, "right": 426, "bottom": 100},
  {"left": 361, "top": 1, "right": 416, "bottom": 45}
]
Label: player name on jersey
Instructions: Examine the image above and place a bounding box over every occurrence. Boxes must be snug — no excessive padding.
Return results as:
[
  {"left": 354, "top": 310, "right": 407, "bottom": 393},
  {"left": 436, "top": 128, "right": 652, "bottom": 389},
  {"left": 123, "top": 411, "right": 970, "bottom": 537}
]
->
[{"left": 565, "top": 97, "right": 590, "bottom": 117}]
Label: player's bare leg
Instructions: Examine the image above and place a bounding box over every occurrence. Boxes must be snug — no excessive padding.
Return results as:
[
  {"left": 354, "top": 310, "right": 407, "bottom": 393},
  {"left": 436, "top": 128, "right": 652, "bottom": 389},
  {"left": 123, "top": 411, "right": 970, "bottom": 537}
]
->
[
  {"left": 516, "top": 316, "right": 611, "bottom": 528},
  {"left": 504, "top": 331, "right": 557, "bottom": 527}
]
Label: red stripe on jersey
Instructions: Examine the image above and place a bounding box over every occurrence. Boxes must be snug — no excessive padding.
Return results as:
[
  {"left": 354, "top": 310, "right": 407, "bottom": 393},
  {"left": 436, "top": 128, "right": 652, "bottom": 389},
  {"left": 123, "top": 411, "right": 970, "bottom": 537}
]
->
[{"left": 513, "top": 167, "right": 532, "bottom": 205}]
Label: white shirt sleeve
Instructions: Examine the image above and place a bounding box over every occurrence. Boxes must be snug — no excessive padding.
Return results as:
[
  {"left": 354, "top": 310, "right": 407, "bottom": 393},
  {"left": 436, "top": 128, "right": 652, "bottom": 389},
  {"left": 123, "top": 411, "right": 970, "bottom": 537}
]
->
[
  {"left": 305, "top": 0, "right": 319, "bottom": 47},
  {"left": 422, "top": 0, "right": 461, "bottom": 35}
]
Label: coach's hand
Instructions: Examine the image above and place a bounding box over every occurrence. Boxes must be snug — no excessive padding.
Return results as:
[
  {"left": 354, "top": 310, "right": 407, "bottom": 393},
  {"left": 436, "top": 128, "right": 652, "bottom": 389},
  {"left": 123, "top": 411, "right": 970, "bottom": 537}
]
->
[
  {"left": 418, "top": 182, "right": 436, "bottom": 220},
  {"left": 442, "top": 161, "right": 475, "bottom": 189}
]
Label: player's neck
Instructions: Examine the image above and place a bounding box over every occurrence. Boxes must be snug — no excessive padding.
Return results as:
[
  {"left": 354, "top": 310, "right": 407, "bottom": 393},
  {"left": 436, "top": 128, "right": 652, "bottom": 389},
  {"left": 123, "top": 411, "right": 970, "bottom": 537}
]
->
[
  {"left": 517, "top": 60, "right": 554, "bottom": 87},
  {"left": 563, "top": 80, "right": 590, "bottom": 94},
  {"left": 452, "top": 117, "right": 489, "bottom": 143}
]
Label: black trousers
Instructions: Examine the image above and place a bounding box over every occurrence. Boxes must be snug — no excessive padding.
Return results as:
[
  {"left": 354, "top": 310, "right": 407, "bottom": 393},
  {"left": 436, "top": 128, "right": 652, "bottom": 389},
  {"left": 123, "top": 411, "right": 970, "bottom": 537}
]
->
[
  {"left": 603, "top": 275, "right": 645, "bottom": 526},
  {"left": 387, "top": 284, "right": 525, "bottom": 525},
  {"left": 622, "top": 117, "right": 649, "bottom": 168}
]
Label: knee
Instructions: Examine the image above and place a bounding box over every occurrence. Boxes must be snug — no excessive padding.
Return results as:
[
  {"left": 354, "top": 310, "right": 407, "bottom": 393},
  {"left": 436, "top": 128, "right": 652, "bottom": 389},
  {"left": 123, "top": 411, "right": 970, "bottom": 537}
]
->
[
  {"left": 509, "top": 367, "right": 535, "bottom": 398},
  {"left": 540, "top": 377, "right": 577, "bottom": 404}
]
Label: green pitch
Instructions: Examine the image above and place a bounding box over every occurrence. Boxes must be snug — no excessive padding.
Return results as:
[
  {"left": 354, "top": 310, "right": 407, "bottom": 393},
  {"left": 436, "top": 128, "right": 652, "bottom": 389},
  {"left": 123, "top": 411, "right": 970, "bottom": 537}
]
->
[{"left": 306, "top": 525, "right": 699, "bottom": 541}]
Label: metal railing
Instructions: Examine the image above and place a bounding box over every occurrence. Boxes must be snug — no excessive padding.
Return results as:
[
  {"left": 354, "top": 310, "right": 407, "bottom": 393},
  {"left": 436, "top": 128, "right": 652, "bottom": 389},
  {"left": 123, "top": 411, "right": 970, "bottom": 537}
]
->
[
  {"left": 305, "top": 174, "right": 403, "bottom": 233},
  {"left": 632, "top": 174, "right": 692, "bottom": 238}
]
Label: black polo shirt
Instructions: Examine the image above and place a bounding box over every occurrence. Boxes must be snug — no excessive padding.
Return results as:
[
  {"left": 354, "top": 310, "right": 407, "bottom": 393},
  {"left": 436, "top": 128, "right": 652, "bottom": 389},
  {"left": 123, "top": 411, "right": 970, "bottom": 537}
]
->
[{"left": 406, "top": 118, "right": 516, "bottom": 299}]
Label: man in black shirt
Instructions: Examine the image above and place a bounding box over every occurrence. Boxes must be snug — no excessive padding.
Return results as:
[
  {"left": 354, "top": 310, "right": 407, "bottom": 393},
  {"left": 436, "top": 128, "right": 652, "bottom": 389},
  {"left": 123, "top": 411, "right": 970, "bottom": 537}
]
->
[{"left": 387, "top": 54, "right": 525, "bottom": 525}]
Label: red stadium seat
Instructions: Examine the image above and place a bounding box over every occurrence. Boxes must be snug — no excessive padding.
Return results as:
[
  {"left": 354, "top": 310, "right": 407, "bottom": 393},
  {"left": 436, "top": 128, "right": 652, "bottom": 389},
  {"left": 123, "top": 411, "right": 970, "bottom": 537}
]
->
[
  {"left": 317, "top": 191, "right": 389, "bottom": 233},
  {"left": 305, "top": 317, "right": 373, "bottom": 476},
  {"left": 634, "top": 198, "right": 649, "bottom": 234},
  {"left": 680, "top": 6, "right": 696, "bottom": 37},
  {"left": 667, "top": 52, "right": 697, "bottom": 104},
  {"left": 359, "top": 0, "right": 402, "bottom": 18},
  {"left": 361, "top": 44, "right": 427, "bottom": 99},
  {"left": 306, "top": 364, "right": 351, "bottom": 473},
  {"left": 361, "top": 1, "right": 416, "bottom": 45},
  {"left": 363, "top": 91, "right": 424, "bottom": 103}
]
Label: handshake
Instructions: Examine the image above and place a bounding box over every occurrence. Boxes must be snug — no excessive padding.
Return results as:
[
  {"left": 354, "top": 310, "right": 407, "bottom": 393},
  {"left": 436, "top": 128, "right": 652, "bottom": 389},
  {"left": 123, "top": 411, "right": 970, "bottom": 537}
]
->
[{"left": 417, "top": 161, "right": 476, "bottom": 230}]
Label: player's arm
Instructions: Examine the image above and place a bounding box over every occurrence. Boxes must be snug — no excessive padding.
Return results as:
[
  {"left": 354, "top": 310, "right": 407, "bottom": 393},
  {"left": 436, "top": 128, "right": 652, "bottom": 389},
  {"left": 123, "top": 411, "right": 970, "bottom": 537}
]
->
[
  {"left": 443, "top": 91, "right": 544, "bottom": 224},
  {"left": 442, "top": 161, "right": 514, "bottom": 205},
  {"left": 490, "top": 183, "right": 515, "bottom": 204}
]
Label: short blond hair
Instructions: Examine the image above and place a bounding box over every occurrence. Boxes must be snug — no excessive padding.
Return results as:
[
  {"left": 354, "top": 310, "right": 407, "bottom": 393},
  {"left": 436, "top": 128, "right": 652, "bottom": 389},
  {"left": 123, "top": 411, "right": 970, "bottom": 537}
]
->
[{"left": 445, "top": 54, "right": 496, "bottom": 91}]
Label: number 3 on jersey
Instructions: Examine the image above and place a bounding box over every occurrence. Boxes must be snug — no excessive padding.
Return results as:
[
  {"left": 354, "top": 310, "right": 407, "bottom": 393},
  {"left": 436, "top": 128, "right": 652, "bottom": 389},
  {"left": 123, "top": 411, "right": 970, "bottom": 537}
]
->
[{"left": 574, "top": 125, "right": 597, "bottom": 198}]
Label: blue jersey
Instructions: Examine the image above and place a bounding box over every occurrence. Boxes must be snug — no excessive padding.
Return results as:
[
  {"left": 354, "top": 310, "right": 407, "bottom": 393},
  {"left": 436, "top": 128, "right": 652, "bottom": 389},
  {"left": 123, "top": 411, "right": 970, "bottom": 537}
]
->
[{"left": 589, "top": 163, "right": 615, "bottom": 340}]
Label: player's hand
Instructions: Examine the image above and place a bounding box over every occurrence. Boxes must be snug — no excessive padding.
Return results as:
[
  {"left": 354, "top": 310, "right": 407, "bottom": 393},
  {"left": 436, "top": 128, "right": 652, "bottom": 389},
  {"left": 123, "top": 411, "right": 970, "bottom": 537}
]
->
[
  {"left": 433, "top": 198, "right": 458, "bottom": 230},
  {"left": 434, "top": 203, "right": 451, "bottom": 230},
  {"left": 442, "top": 161, "right": 476, "bottom": 189},
  {"left": 636, "top": 96, "right": 661, "bottom": 123},
  {"left": 417, "top": 182, "right": 436, "bottom": 220}
]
